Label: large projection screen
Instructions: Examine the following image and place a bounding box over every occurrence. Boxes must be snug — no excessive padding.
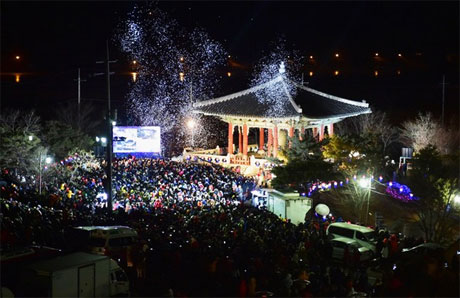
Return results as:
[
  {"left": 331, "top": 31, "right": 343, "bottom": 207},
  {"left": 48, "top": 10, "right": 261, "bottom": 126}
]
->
[{"left": 113, "top": 126, "right": 161, "bottom": 154}]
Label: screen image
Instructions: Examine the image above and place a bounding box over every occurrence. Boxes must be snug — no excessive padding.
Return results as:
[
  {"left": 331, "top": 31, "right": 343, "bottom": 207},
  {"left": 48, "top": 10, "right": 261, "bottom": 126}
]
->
[{"left": 113, "top": 126, "right": 161, "bottom": 153}]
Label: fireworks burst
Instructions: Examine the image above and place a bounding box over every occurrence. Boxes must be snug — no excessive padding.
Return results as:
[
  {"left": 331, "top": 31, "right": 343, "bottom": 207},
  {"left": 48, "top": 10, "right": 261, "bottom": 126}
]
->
[
  {"left": 250, "top": 38, "right": 303, "bottom": 117},
  {"left": 116, "top": 5, "right": 227, "bottom": 155}
]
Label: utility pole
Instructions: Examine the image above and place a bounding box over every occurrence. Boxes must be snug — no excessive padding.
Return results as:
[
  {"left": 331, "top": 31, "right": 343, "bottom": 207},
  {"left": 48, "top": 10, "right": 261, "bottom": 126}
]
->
[
  {"left": 440, "top": 75, "right": 447, "bottom": 127},
  {"left": 97, "top": 40, "right": 116, "bottom": 213},
  {"left": 74, "top": 68, "right": 86, "bottom": 130}
]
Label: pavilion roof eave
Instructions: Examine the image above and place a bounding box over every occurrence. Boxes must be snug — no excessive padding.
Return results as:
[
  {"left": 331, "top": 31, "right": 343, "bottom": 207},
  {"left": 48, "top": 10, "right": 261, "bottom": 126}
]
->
[
  {"left": 304, "top": 109, "right": 372, "bottom": 122},
  {"left": 193, "top": 76, "right": 284, "bottom": 108},
  {"left": 192, "top": 110, "right": 301, "bottom": 122},
  {"left": 194, "top": 109, "right": 371, "bottom": 123},
  {"left": 289, "top": 79, "right": 370, "bottom": 108}
]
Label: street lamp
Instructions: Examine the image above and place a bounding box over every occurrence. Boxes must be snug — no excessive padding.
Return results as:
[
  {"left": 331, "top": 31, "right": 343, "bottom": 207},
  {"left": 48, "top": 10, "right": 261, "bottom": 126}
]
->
[
  {"left": 358, "top": 177, "right": 372, "bottom": 225},
  {"left": 187, "top": 119, "right": 196, "bottom": 147},
  {"left": 39, "top": 153, "right": 53, "bottom": 195},
  {"left": 454, "top": 194, "right": 460, "bottom": 205}
]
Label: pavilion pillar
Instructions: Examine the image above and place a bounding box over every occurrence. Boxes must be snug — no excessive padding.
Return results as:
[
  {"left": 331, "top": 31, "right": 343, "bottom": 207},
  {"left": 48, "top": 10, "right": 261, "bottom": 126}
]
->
[
  {"left": 243, "top": 123, "right": 248, "bottom": 156},
  {"left": 259, "top": 127, "right": 264, "bottom": 150},
  {"left": 319, "top": 124, "right": 325, "bottom": 141},
  {"left": 238, "top": 126, "right": 243, "bottom": 153},
  {"left": 299, "top": 126, "right": 305, "bottom": 141},
  {"left": 312, "top": 127, "right": 318, "bottom": 140},
  {"left": 328, "top": 123, "right": 334, "bottom": 136},
  {"left": 288, "top": 126, "right": 294, "bottom": 148},
  {"left": 273, "top": 125, "right": 279, "bottom": 158},
  {"left": 228, "top": 122, "right": 233, "bottom": 154},
  {"left": 268, "top": 128, "right": 273, "bottom": 157}
]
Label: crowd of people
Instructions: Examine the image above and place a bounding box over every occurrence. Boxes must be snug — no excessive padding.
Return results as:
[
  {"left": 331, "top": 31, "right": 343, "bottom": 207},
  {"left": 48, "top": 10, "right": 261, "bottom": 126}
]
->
[{"left": 1, "top": 156, "right": 458, "bottom": 297}]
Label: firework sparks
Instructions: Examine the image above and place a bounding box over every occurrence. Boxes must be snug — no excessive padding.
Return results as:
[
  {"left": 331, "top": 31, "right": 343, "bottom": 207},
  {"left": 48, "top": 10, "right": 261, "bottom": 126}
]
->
[
  {"left": 116, "top": 5, "right": 227, "bottom": 155},
  {"left": 250, "top": 38, "right": 303, "bottom": 117}
]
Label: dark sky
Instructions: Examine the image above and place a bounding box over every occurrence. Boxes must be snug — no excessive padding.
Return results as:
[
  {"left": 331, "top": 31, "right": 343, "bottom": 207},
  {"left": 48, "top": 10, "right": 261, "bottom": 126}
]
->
[{"left": 1, "top": 1, "right": 459, "bottom": 124}]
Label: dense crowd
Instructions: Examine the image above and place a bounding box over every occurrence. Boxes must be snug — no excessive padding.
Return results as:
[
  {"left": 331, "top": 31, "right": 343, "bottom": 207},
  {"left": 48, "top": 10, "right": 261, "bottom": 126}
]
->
[{"left": 1, "top": 157, "right": 458, "bottom": 297}]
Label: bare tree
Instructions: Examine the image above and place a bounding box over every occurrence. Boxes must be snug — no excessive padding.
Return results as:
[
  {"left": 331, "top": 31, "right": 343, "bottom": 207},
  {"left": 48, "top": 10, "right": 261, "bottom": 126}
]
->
[
  {"left": 336, "top": 110, "right": 399, "bottom": 157},
  {"left": 55, "top": 101, "right": 102, "bottom": 134},
  {"left": 400, "top": 112, "right": 459, "bottom": 154}
]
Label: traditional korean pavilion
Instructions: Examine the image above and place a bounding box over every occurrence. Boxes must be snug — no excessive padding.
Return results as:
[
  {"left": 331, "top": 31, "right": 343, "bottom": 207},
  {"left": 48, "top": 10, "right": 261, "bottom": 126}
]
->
[{"left": 193, "top": 65, "right": 371, "bottom": 162}]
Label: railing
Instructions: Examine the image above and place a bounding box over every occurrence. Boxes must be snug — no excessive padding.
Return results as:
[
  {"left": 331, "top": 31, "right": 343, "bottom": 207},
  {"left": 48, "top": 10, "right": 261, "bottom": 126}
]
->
[{"left": 183, "top": 148, "right": 278, "bottom": 170}]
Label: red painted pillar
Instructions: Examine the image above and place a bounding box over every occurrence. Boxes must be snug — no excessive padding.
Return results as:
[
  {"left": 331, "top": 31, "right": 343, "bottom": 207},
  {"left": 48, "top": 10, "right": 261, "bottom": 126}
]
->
[
  {"left": 273, "top": 125, "right": 278, "bottom": 157},
  {"left": 288, "top": 126, "right": 294, "bottom": 148},
  {"left": 228, "top": 122, "right": 233, "bottom": 154},
  {"left": 243, "top": 123, "right": 248, "bottom": 156},
  {"left": 328, "top": 123, "right": 334, "bottom": 136},
  {"left": 313, "top": 127, "right": 318, "bottom": 140},
  {"left": 319, "top": 124, "right": 325, "bottom": 141},
  {"left": 259, "top": 127, "right": 264, "bottom": 150},
  {"left": 238, "top": 126, "right": 243, "bottom": 153},
  {"left": 268, "top": 128, "right": 273, "bottom": 157},
  {"left": 299, "top": 126, "right": 305, "bottom": 141}
]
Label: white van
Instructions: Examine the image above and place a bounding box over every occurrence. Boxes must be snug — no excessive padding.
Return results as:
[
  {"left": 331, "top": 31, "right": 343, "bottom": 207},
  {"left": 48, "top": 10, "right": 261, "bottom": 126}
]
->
[
  {"left": 73, "top": 226, "right": 138, "bottom": 265},
  {"left": 326, "top": 222, "right": 377, "bottom": 253}
]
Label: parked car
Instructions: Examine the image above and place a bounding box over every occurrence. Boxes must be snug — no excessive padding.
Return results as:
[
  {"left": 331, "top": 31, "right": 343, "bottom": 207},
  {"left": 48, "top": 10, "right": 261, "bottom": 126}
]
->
[
  {"left": 330, "top": 237, "right": 374, "bottom": 263},
  {"left": 72, "top": 226, "right": 139, "bottom": 267},
  {"left": 327, "top": 222, "right": 377, "bottom": 254}
]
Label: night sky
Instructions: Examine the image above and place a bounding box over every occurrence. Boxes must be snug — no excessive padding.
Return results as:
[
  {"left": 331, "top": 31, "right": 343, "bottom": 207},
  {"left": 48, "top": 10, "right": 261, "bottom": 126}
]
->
[{"left": 1, "top": 1, "right": 459, "bottom": 125}]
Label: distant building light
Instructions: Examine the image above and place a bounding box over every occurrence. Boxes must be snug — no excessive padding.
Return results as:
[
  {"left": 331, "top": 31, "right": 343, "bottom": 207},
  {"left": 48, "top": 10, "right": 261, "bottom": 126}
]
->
[
  {"left": 309, "top": 55, "right": 314, "bottom": 59},
  {"left": 179, "top": 72, "right": 185, "bottom": 81},
  {"left": 227, "top": 72, "right": 231, "bottom": 77},
  {"left": 131, "top": 72, "right": 137, "bottom": 82},
  {"left": 180, "top": 57, "right": 184, "bottom": 62},
  {"left": 335, "top": 53, "right": 339, "bottom": 58},
  {"left": 132, "top": 60, "right": 137, "bottom": 65},
  {"left": 15, "top": 74, "right": 20, "bottom": 83},
  {"left": 309, "top": 71, "right": 314, "bottom": 77},
  {"left": 15, "top": 55, "right": 20, "bottom": 60},
  {"left": 375, "top": 53, "right": 379, "bottom": 57},
  {"left": 228, "top": 55, "right": 231, "bottom": 58},
  {"left": 28, "top": 135, "right": 33, "bottom": 141},
  {"left": 374, "top": 70, "right": 379, "bottom": 76},
  {"left": 334, "top": 70, "right": 339, "bottom": 76},
  {"left": 398, "top": 53, "right": 402, "bottom": 57},
  {"left": 397, "top": 70, "right": 401, "bottom": 75}
]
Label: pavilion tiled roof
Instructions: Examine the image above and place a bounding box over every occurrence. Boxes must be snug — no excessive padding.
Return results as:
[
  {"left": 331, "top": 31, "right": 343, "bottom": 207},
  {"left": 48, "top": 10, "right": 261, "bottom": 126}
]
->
[{"left": 193, "top": 75, "right": 371, "bottom": 120}]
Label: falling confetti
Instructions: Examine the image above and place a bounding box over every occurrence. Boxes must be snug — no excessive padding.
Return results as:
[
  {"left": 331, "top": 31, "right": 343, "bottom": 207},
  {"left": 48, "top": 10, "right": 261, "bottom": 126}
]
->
[
  {"left": 250, "top": 37, "right": 303, "bottom": 117},
  {"left": 116, "top": 5, "right": 227, "bottom": 155}
]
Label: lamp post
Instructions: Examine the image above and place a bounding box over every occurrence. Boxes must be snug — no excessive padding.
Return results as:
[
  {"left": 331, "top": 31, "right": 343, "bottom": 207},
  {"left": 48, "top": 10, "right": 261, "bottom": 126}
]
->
[
  {"left": 38, "top": 152, "right": 52, "bottom": 195},
  {"left": 187, "top": 119, "right": 196, "bottom": 148},
  {"left": 358, "top": 177, "right": 372, "bottom": 225}
]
